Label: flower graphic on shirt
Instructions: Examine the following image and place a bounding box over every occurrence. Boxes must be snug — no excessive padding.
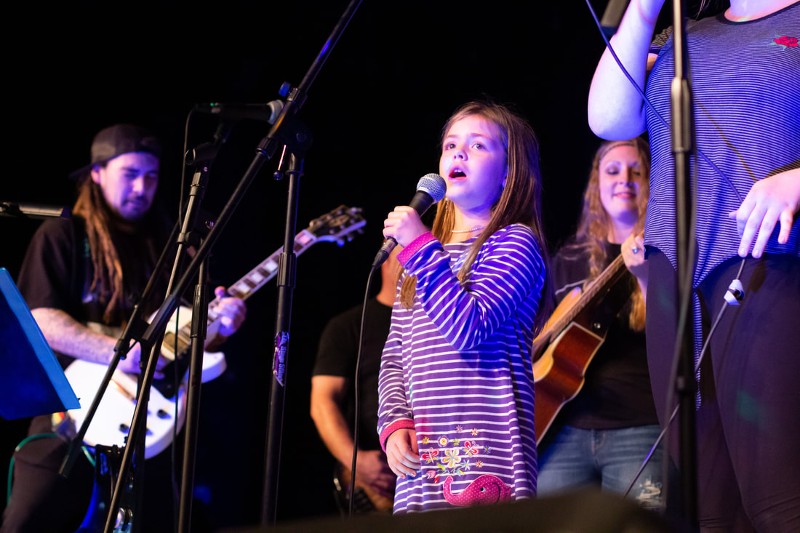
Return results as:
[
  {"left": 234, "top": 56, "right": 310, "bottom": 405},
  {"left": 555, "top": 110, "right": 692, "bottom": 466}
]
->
[
  {"left": 442, "top": 448, "right": 461, "bottom": 469},
  {"left": 426, "top": 426, "right": 491, "bottom": 480},
  {"left": 772, "top": 34, "right": 798, "bottom": 50},
  {"left": 426, "top": 470, "right": 440, "bottom": 483},
  {"left": 421, "top": 449, "right": 439, "bottom": 464},
  {"left": 463, "top": 440, "right": 481, "bottom": 456}
]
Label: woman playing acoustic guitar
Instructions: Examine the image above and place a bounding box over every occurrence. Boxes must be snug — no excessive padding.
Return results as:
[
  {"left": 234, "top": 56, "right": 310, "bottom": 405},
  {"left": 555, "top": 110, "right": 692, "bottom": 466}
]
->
[{"left": 534, "top": 137, "right": 668, "bottom": 512}]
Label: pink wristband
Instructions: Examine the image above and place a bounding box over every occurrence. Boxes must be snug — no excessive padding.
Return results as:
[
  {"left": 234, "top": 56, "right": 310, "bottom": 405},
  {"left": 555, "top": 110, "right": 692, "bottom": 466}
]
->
[{"left": 397, "top": 232, "right": 436, "bottom": 265}]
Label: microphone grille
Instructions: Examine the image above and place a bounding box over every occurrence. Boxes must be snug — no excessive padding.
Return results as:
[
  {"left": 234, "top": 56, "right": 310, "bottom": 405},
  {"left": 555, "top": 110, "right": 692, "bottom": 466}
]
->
[{"left": 417, "top": 173, "right": 447, "bottom": 202}]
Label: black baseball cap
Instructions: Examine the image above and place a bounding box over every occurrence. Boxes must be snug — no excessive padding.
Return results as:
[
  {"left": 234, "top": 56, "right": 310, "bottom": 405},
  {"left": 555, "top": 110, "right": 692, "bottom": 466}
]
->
[{"left": 69, "top": 123, "right": 162, "bottom": 180}]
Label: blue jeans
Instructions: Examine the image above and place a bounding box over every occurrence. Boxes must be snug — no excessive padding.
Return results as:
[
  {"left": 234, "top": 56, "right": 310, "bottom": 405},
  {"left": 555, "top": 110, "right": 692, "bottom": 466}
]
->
[{"left": 537, "top": 425, "right": 666, "bottom": 511}]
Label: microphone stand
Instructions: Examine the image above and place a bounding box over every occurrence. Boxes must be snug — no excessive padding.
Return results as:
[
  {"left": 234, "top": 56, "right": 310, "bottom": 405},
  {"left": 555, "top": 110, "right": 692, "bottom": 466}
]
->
[
  {"left": 258, "top": 0, "right": 362, "bottom": 525},
  {"left": 101, "top": 139, "right": 219, "bottom": 533},
  {"left": 669, "top": 0, "right": 698, "bottom": 525},
  {"left": 97, "top": 1, "right": 361, "bottom": 527},
  {"left": 58, "top": 225, "right": 181, "bottom": 533},
  {"left": 261, "top": 151, "right": 302, "bottom": 525},
  {"left": 176, "top": 144, "right": 219, "bottom": 533}
]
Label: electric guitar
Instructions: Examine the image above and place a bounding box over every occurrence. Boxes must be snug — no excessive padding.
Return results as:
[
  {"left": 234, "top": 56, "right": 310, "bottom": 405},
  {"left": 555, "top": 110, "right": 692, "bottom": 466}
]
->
[
  {"left": 333, "top": 462, "right": 393, "bottom": 514},
  {"left": 64, "top": 205, "right": 366, "bottom": 459},
  {"left": 532, "top": 254, "right": 634, "bottom": 444}
]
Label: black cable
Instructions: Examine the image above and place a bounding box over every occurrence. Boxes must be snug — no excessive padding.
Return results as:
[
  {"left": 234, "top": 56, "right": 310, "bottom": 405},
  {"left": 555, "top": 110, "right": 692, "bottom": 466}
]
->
[
  {"left": 622, "top": 257, "right": 747, "bottom": 502},
  {"left": 346, "top": 265, "right": 381, "bottom": 517},
  {"left": 582, "top": 0, "right": 743, "bottom": 204},
  {"left": 582, "top": 0, "right": 752, "bottom": 508}
]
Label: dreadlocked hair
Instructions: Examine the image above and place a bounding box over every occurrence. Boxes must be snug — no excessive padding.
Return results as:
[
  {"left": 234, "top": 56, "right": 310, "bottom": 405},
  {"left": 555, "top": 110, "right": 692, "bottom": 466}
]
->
[{"left": 72, "top": 177, "right": 126, "bottom": 324}]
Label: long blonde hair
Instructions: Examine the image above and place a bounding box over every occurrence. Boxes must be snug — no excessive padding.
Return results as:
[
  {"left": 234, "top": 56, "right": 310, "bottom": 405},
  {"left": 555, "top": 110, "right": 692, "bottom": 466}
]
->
[
  {"left": 399, "top": 100, "right": 552, "bottom": 333},
  {"left": 571, "top": 136, "right": 650, "bottom": 331}
]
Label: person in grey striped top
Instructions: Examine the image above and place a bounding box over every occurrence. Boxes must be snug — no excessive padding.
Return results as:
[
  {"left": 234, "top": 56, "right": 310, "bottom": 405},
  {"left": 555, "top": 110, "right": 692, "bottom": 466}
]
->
[
  {"left": 377, "top": 100, "right": 551, "bottom": 514},
  {"left": 588, "top": 0, "right": 800, "bottom": 530}
]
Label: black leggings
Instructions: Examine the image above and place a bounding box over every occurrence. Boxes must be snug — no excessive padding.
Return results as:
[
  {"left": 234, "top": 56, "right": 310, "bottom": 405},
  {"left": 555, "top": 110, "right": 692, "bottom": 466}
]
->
[{"left": 646, "top": 251, "right": 800, "bottom": 532}]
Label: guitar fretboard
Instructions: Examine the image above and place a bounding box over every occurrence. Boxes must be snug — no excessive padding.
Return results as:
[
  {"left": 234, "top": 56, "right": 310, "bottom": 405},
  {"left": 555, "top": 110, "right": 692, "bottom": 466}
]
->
[
  {"left": 168, "top": 229, "right": 321, "bottom": 349},
  {"left": 219, "top": 230, "right": 319, "bottom": 306},
  {"left": 164, "top": 205, "right": 365, "bottom": 354}
]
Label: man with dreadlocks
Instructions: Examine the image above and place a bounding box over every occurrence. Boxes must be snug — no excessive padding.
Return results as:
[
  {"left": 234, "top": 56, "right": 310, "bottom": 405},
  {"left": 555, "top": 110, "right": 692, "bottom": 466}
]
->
[{"left": 2, "top": 124, "right": 247, "bottom": 533}]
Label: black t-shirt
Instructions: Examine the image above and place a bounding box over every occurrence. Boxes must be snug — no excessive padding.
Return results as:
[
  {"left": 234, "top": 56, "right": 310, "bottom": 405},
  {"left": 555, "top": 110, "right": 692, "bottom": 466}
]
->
[
  {"left": 11, "top": 213, "right": 205, "bottom": 532},
  {"left": 312, "top": 298, "right": 392, "bottom": 451},
  {"left": 17, "top": 216, "right": 170, "bottom": 367},
  {"left": 547, "top": 242, "right": 658, "bottom": 431}
]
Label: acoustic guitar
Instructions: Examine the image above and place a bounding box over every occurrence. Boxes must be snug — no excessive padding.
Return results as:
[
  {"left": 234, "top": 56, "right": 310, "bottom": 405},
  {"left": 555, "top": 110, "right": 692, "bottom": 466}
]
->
[
  {"left": 64, "top": 205, "right": 366, "bottom": 459},
  {"left": 532, "top": 253, "right": 634, "bottom": 444}
]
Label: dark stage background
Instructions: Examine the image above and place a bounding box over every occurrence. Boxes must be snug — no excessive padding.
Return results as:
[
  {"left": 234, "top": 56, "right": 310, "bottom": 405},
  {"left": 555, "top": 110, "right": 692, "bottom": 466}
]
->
[{"left": 1, "top": 1, "right": 675, "bottom": 530}]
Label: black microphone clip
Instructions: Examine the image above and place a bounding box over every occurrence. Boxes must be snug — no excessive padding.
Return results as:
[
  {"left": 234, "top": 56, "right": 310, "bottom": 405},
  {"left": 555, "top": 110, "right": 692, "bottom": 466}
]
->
[
  {"left": 194, "top": 100, "right": 285, "bottom": 124},
  {"left": 724, "top": 279, "right": 744, "bottom": 305}
]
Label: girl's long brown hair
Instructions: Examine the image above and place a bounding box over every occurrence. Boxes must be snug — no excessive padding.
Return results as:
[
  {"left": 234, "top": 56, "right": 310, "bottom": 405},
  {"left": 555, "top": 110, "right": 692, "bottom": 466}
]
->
[{"left": 400, "top": 100, "right": 552, "bottom": 334}]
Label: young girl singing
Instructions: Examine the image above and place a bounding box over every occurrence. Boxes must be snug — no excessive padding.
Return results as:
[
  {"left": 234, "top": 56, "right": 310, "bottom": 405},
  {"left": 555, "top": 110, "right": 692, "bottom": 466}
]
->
[{"left": 377, "top": 100, "right": 551, "bottom": 513}]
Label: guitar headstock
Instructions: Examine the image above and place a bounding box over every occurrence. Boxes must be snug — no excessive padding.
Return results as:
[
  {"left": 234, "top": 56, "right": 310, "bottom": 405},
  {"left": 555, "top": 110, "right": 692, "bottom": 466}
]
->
[{"left": 307, "top": 205, "right": 367, "bottom": 246}]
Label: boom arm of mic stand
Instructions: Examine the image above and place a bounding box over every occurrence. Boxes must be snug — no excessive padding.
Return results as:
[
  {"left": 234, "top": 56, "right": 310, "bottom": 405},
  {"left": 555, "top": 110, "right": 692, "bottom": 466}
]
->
[
  {"left": 57, "top": 324, "right": 142, "bottom": 479},
  {"left": 59, "top": 220, "right": 176, "bottom": 480},
  {"left": 256, "top": 0, "right": 363, "bottom": 160},
  {"left": 257, "top": 1, "right": 363, "bottom": 525}
]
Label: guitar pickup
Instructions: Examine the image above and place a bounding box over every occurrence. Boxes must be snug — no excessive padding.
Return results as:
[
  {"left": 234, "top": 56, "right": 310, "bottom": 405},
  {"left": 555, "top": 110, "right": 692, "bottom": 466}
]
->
[{"left": 117, "top": 423, "right": 153, "bottom": 437}]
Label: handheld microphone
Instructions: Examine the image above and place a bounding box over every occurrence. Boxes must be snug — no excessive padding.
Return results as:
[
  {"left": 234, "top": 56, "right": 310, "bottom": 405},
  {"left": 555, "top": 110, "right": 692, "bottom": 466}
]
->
[
  {"left": 372, "top": 173, "right": 447, "bottom": 269},
  {"left": 194, "top": 100, "right": 285, "bottom": 123}
]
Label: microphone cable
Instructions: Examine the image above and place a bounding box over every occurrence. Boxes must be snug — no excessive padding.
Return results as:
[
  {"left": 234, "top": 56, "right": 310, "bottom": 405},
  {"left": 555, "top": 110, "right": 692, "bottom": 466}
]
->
[
  {"left": 583, "top": 0, "right": 743, "bottom": 205},
  {"left": 583, "top": 0, "right": 754, "bottom": 509},
  {"left": 621, "top": 257, "right": 747, "bottom": 504},
  {"left": 346, "top": 264, "right": 381, "bottom": 517}
]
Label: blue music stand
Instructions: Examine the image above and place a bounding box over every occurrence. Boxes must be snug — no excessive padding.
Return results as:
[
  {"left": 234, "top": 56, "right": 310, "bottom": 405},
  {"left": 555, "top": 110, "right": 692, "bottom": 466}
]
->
[{"left": 0, "top": 267, "right": 79, "bottom": 419}]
